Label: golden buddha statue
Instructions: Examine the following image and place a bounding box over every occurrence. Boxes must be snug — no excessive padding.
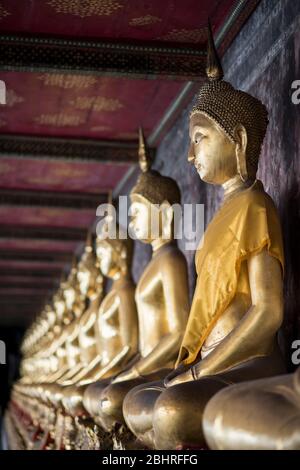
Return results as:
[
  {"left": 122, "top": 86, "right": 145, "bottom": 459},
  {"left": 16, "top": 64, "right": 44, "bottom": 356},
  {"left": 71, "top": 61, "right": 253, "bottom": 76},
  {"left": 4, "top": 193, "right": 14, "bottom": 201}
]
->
[
  {"left": 19, "top": 304, "right": 56, "bottom": 384},
  {"left": 55, "top": 235, "right": 103, "bottom": 386},
  {"left": 17, "top": 284, "right": 67, "bottom": 387},
  {"left": 38, "top": 264, "right": 81, "bottom": 385},
  {"left": 83, "top": 129, "right": 190, "bottom": 433},
  {"left": 203, "top": 366, "right": 300, "bottom": 449},
  {"left": 14, "top": 247, "right": 99, "bottom": 448},
  {"left": 122, "top": 25, "right": 286, "bottom": 450},
  {"left": 61, "top": 213, "right": 139, "bottom": 419},
  {"left": 60, "top": 234, "right": 105, "bottom": 385},
  {"left": 39, "top": 238, "right": 102, "bottom": 414}
]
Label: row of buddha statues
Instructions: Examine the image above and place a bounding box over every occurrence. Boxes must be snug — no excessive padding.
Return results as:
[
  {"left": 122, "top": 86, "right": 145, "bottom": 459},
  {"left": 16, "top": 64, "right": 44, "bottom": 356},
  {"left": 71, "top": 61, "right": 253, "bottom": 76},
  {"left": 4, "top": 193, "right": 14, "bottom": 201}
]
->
[{"left": 5, "top": 27, "right": 300, "bottom": 450}]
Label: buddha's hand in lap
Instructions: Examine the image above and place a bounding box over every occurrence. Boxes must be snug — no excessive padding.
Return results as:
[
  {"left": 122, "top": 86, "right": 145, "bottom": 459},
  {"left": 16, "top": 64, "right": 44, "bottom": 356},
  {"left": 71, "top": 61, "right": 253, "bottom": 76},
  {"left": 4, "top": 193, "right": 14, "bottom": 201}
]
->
[
  {"left": 164, "top": 365, "right": 194, "bottom": 387},
  {"left": 111, "top": 366, "right": 140, "bottom": 384}
]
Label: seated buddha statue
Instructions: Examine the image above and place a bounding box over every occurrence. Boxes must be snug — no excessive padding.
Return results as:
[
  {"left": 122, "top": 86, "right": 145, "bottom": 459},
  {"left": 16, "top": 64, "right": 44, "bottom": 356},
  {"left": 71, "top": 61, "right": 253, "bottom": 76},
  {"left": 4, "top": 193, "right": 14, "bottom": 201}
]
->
[
  {"left": 38, "top": 265, "right": 80, "bottom": 385},
  {"left": 203, "top": 366, "right": 300, "bottom": 449},
  {"left": 59, "top": 234, "right": 105, "bottom": 386},
  {"left": 83, "top": 128, "right": 190, "bottom": 432},
  {"left": 60, "top": 215, "right": 139, "bottom": 418},
  {"left": 55, "top": 234, "right": 103, "bottom": 386},
  {"left": 27, "top": 262, "right": 82, "bottom": 412},
  {"left": 16, "top": 286, "right": 67, "bottom": 391},
  {"left": 55, "top": 267, "right": 87, "bottom": 384},
  {"left": 18, "top": 304, "right": 57, "bottom": 384},
  {"left": 41, "top": 239, "right": 102, "bottom": 410},
  {"left": 123, "top": 25, "right": 286, "bottom": 450}
]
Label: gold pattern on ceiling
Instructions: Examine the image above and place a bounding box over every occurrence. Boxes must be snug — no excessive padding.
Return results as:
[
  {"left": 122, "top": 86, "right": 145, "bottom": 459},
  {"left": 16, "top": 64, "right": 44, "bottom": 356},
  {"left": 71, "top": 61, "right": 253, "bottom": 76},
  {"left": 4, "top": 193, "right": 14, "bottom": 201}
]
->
[
  {"left": 70, "top": 96, "right": 123, "bottom": 112},
  {"left": 158, "top": 28, "right": 206, "bottom": 43},
  {"left": 0, "top": 4, "right": 10, "bottom": 20},
  {"left": 90, "top": 125, "right": 111, "bottom": 132},
  {"left": 18, "top": 208, "right": 75, "bottom": 222},
  {"left": 26, "top": 165, "right": 93, "bottom": 187},
  {"left": 26, "top": 172, "right": 85, "bottom": 187},
  {"left": 52, "top": 166, "right": 89, "bottom": 178},
  {"left": 35, "top": 113, "right": 85, "bottom": 127},
  {"left": 47, "top": 0, "right": 123, "bottom": 18},
  {"left": 129, "top": 15, "right": 162, "bottom": 27},
  {"left": 38, "top": 74, "right": 98, "bottom": 89},
  {"left": 6, "top": 89, "right": 24, "bottom": 107}
]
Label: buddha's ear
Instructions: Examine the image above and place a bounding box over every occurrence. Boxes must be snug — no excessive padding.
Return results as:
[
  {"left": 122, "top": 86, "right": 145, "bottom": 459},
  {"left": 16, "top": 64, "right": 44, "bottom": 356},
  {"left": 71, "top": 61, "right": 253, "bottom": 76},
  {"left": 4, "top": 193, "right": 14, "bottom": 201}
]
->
[
  {"left": 233, "top": 124, "right": 248, "bottom": 182},
  {"left": 187, "top": 143, "right": 195, "bottom": 163},
  {"left": 161, "top": 200, "right": 173, "bottom": 239}
]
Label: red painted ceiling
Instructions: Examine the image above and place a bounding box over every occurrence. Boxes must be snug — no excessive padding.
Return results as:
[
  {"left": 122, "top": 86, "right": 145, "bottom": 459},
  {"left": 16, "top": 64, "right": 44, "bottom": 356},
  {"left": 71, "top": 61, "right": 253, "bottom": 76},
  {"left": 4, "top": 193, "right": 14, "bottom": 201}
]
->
[
  {"left": 0, "top": 0, "right": 234, "bottom": 45},
  {"left": 0, "top": 157, "right": 130, "bottom": 193},
  {"left": 0, "top": 71, "right": 184, "bottom": 140}
]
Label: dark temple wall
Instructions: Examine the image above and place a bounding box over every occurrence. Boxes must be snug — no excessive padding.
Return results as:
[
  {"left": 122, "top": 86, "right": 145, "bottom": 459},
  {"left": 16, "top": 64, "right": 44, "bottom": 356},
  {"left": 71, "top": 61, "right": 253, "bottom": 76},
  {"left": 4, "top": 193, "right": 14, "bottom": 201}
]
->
[{"left": 118, "top": 0, "right": 300, "bottom": 366}]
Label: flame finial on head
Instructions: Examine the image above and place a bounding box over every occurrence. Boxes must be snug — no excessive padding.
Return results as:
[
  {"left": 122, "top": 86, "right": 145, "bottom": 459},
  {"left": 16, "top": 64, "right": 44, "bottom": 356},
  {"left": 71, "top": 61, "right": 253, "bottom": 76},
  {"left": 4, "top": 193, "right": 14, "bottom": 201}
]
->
[
  {"left": 206, "top": 19, "right": 223, "bottom": 81},
  {"left": 138, "top": 127, "right": 152, "bottom": 173}
]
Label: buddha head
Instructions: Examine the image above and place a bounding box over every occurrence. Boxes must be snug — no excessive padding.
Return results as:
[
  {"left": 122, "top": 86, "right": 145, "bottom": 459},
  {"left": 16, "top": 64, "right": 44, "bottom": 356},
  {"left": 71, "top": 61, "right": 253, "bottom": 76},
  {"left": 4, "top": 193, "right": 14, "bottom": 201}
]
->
[
  {"left": 130, "top": 128, "right": 181, "bottom": 244},
  {"left": 77, "top": 231, "right": 104, "bottom": 298},
  {"left": 188, "top": 23, "right": 268, "bottom": 185},
  {"left": 96, "top": 211, "right": 133, "bottom": 280}
]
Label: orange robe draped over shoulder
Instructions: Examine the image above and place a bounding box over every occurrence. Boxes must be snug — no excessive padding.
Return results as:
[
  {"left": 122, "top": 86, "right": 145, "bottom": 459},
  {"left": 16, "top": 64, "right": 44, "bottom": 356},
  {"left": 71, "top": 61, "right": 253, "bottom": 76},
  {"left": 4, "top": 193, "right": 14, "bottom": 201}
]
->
[{"left": 177, "top": 180, "right": 284, "bottom": 367}]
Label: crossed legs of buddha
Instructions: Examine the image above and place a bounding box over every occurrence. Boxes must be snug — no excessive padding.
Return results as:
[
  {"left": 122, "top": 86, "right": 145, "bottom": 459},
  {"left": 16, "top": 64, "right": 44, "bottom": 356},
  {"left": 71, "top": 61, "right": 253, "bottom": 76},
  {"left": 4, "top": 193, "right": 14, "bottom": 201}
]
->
[
  {"left": 123, "top": 351, "right": 286, "bottom": 449},
  {"left": 202, "top": 368, "right": 300, "bottom": 450},
  {"left": 83, "top": 369, "right": 172, "bottom": 433}
]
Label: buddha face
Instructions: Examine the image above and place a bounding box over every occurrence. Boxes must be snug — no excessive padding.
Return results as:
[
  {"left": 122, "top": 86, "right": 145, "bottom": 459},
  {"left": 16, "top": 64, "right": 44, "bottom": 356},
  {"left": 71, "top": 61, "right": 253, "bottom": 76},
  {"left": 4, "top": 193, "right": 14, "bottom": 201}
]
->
[
  {"left": 129, "top": 194, "right": 168, "bottom": 243},
  {"left": 96, "top": 240, "right": 119, "bottom": 278},
  {"left": 77, "top": 268, "right": 91, "bottom": 296},
  {"left": 129, "top": 196, "right": 152, "bottom": 242},
  {"left": 189, "top": 114, "right": 237, "bottom": 184}
]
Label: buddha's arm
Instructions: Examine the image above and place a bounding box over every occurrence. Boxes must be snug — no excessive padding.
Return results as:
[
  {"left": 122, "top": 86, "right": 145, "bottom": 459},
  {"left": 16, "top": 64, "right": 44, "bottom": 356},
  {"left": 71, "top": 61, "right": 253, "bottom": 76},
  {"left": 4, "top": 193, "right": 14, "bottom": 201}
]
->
[
  {"left": 132, "top": 257, "right": 189, "bottom": 377},
  {"left": 118, "top": 287, "right": 139, "bottom": 359},
  {"left": 170, "top": 247, "right": 283, "bottom": 385},
  {"left": 93, "top": 289, "right": 139, "bottom": 380}
]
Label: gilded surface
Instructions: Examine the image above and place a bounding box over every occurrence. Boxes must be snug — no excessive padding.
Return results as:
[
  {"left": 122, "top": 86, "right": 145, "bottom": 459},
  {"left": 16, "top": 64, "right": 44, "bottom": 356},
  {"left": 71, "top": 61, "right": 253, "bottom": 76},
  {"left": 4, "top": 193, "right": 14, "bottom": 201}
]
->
[
  {"left": 70, "top": 96, "right": 123, "bottom": 112},
  {"left": 38, "top": 74, "right": 97, "bottom": 89},
  {"left": 35, "top": 113, "right": 85, "bottom": 127},
  {"left": 129, "top": 15, "right": 161, "bottom": 27}
]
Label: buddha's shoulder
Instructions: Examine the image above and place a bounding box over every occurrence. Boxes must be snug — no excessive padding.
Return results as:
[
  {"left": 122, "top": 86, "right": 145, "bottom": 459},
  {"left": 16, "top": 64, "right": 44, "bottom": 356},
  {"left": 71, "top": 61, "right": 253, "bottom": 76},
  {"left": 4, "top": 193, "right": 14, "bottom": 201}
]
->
[
  {"left": 234, "top": 182, "right": 277, "bottom": 211},
  {"left": 117, "top": 278, "right": 136, "bottom": 295},
  {"left": 155, "top": 243, "right": 187, "bottom": 265}
]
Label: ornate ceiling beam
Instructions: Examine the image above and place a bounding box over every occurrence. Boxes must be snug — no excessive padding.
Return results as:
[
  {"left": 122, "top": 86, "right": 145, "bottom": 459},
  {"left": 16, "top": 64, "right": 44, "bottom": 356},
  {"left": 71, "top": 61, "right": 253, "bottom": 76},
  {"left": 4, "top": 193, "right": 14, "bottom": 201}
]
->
[
  {"left": 0, "top": 225, "right": 86, "bottom": 241},
  {"left": 0, "top": 296, "right": 47, "bottom": 303},
  {"left": 0, "top": 267, "right": 62, "bottom": 278},
  {"left": 0, "top": 134, "right": 147, "bottom": 163},
  {"left": 0, "top": 281, "right": 57, "bottom": 290},
  {"left": 0, "top": 251, "right": 72, "bottom": 262},
  {"left": 0, "top": 188, "right": 106, "bottom": 209},
  {"left": 0, "top": 275, "right": 58, "bottom": 284},
  {"left": 0, "top": 34, "right": 205, "bottom": 81},
  {"left": 0, "top": 288, "right": 51, "bottom": 296}
]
